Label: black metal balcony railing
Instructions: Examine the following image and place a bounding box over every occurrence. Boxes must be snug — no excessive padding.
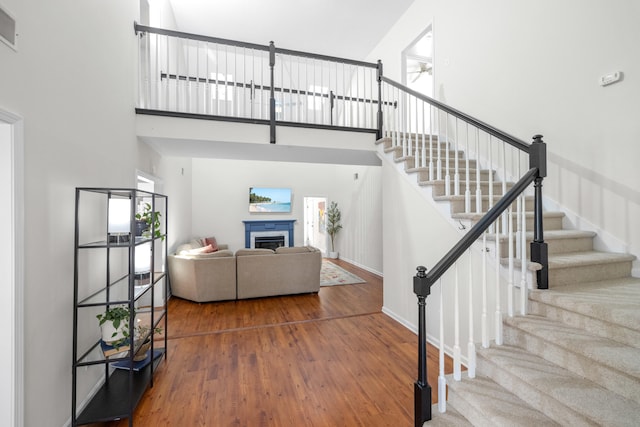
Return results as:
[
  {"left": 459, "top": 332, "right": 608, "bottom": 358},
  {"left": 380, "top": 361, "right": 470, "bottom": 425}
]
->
[
  {"left": 134, "top": 23, "right": 381, "bottom": 143},
  {"left": 134, "top": 23, "right": 548, "bottom": 425}
]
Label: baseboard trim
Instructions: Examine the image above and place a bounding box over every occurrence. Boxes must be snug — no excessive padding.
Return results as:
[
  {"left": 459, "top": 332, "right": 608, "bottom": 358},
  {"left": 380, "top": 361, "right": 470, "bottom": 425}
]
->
[
  {"left": 337, "top": 256, "right": 382, "bottom": 277},
  {"left": 382, "top": 305, "right": 469, "bottom": 367}
]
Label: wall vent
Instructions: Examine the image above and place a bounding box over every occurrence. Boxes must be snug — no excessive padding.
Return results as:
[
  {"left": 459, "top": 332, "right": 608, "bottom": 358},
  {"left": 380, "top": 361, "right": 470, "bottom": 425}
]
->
[{"left": 0, "top": 3, "right": 17, "bottom": 50}]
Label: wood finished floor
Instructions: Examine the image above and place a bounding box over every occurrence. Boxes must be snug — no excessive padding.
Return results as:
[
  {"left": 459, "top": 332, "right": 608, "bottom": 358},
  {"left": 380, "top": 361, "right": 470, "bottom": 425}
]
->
[{"left": 93, "top": 259, "right": 451, "bottom": 427}]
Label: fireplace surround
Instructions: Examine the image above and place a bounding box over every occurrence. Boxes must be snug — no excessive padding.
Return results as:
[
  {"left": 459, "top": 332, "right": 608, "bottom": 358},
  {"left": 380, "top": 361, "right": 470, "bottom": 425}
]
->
[{"left": 243, "top": 220, "right": 296, "bottom": 248}]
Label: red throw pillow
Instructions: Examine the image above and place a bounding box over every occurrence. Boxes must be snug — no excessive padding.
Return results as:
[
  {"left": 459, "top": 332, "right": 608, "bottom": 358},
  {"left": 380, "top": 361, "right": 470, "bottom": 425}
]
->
[{"left": 204, "top": 237, "right": 219, "bottom": 252}]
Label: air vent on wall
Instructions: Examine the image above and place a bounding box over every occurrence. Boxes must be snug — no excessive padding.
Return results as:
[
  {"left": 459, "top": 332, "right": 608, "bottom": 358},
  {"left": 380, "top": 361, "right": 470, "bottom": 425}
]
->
[{"left": 0, "top": 3, "right": 17, "bottom": 50}]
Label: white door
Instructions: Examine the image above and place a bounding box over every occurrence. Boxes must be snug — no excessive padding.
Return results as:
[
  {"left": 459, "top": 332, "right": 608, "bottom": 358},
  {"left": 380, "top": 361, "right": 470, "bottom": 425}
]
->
[{"left": 303, "top": 197, "right": 328, "bottom": 255}]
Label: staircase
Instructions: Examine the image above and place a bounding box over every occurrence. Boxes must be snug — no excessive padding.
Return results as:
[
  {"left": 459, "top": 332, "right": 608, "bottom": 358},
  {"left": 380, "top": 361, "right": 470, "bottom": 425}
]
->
[{"left": 376, "top": 136, "right": 640, "bottom": 426}]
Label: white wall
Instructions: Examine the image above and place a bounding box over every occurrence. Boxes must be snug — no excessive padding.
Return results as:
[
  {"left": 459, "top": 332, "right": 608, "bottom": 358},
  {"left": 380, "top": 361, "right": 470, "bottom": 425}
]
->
[
  {"left": 0, "top": 0, "right": 141, "bottom": 425},
  {"left": 188, "top": 158, "right": 383, "bottom": 273},
  {"left": 369, "top": 0, "right": 640, "bottom": 329}
]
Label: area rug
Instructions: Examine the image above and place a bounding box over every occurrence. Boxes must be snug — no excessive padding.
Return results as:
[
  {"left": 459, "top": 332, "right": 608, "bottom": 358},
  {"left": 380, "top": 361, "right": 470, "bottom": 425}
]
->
[{"left": 320, "top": 260, "right": 366, "bottom": 286}]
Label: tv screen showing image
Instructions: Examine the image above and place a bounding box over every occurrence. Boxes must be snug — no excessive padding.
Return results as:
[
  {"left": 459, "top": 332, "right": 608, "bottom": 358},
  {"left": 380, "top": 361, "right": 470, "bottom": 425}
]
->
[{"left": 249, "top": 187, "right": 292, "bottom": 213}]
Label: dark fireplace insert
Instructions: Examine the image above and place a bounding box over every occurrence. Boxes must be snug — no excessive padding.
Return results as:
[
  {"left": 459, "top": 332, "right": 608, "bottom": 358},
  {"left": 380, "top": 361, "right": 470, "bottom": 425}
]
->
[{"left": 255, "top": 235, "right": 285, "bottom": 250}]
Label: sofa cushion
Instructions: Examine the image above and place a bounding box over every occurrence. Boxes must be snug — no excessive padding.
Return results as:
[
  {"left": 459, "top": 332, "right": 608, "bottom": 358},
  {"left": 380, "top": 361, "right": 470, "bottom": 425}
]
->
[
  {"left": 189, "top": 249, "right": 234, "bottom": 259},
  {"left": 186, "top": 244, "right": 216, "bottom": 255},
  {"left": 235, "top": 248, "right": 275, "bottom": 257},
  {"left": 275, "top": 246, "right": 316, "bottom": 254},
  {"left": 176, "top": 243, "right": 195, "bottom": 255},
  {"left": 189, "top": 238, "right": 204, "bottom": 248}
]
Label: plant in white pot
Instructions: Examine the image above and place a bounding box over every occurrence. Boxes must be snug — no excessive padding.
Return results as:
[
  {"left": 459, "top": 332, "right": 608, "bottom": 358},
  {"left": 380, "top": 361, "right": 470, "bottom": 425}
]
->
[
  {"left": 326, "top": 201, "right": 342, "bottom": 259},
  {"left": 96, "top": 305, "right": 131, "bottom": 347},
  {"left": 97, "top": 306, "right": 163, "bottom": 359}
]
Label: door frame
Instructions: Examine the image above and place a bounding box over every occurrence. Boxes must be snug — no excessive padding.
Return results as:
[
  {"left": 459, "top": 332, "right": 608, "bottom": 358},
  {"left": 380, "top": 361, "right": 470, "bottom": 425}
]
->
[
  {"left": 0, "top": 107, "right": 24, "bottom": 427},
  {"left": 303, "top": 196, "right": 328, "bottom": 256}
]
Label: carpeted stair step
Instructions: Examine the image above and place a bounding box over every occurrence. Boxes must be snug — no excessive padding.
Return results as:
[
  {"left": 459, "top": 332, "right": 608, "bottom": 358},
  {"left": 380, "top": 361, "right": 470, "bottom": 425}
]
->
[
  {"left": 377, "top": 135, "right": 441, "bottom": 148},
  {"left": 476, "top": 344, "right": 640, "bottom": 426},
  {"left": 445, "top": 374, "right": 559, "bottom": 426},
  {"left": 401, "top": 155, "right": 477, "bottom": 170},
  {"left": 433, "top": 194, "right": 534, "bottom": 214},
  {"left": 503, "top": 314, "right": 640, "bottom": 405},
  {"left": 421, "top": 180, "right": 515, "bottom": 197},
  {"left": 528, "top": 277, "right": 640, "bottom": 348},
  {"left": 546, "top": 251, "right": 636, "bottom": 287},
  {"left": 489, "top": 229, "right": 597, "bottom": 256},
  {"left": 425, "top": 403, "right": 473, "bottom": 426},
  {"left": 451, "top": 211, "right": 565, "bottom": 231},
  {"left": 409, "top": 167, "right": 492, "bottom": 182},
  {"left": 385, "top": 143, "right": 464, "bottom": 158}
]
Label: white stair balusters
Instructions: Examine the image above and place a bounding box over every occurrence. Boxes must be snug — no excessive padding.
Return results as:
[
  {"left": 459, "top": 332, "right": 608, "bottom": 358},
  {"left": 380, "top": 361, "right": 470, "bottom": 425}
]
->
[
  {"left": 454, "top": 118, "right": 460, "bottom": 196},
  {"left": 444, "top": 113, "right": 451, "bottom": 196},
  {"left": 467, "top": 248, "right": 476, "bottom": 379},
  {"left": 520, "top": 192, "right": 528, "bottom": 315},
  {"left": 453, "top": 261, "right": 462, "bottom": 381},
  {"left": 475, "top": 129, "right": 482, "bottom": 214},
  {"left": 481, "top": 231, "right": 489, "bottom": 349},
  {"left": 465, "top": 124, "right": 471, "bottom": 213},
  {"left": 495, "top": 206, "right": 503, "bottom": 346},
  {"left": 438, "top": 278, "right": 447, "bottom": 413}
]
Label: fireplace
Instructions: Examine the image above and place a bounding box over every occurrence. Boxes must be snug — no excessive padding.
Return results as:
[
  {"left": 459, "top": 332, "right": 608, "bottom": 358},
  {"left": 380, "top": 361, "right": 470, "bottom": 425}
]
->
[
  {"left": 243, "top": 220, "right": 296, "bottom": 248},
  {"left": 254, "top": 235, "right": 286, "bottom": 250}
]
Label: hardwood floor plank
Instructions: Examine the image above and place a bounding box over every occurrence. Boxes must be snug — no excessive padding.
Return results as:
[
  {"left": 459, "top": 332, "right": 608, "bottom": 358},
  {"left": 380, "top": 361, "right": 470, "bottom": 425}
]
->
[{"left": 89, "top": 259, "right": 451, "bottom": 426}]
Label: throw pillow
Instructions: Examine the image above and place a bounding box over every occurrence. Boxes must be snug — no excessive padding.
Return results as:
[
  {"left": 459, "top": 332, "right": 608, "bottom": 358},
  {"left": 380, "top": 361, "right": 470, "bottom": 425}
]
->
[{"left": 204, "top": 236, "right": 219, "bottom": 252}]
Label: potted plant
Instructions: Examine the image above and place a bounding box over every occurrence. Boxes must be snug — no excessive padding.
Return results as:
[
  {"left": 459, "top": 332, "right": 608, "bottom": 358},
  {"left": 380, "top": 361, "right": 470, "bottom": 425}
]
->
[
  {"left": 135, "top": 202, "right": 164, "bottom": 240},
  {"left": 132, "top": 323, "right": 163, "bottom": 361},
  {"left": 97, "top": 306, "right": 163, "bottom": 358},
  {"left": 326, "top": 201, "right": 342, "bottom": 259},
  {"left": 97, "top": 305, "right": 131, "bottom": 347}
]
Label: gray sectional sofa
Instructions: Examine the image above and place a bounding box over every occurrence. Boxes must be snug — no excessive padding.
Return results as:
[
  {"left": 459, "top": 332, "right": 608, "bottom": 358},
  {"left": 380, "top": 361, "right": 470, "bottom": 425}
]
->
[{"left": 167, "top": 241, "right": 321, "bottom": 302}]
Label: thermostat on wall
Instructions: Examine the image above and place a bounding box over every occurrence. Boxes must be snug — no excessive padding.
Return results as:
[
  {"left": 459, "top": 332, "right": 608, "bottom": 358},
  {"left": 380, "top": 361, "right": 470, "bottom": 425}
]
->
[{"left": 599, "top": 71, "right": 622, "bottom": 87}]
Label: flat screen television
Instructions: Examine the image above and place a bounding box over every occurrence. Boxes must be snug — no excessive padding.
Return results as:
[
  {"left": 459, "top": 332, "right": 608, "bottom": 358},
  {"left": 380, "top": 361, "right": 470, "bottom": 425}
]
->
[{"left": 249, "top": 187, "right": 292, "bottom": 213}]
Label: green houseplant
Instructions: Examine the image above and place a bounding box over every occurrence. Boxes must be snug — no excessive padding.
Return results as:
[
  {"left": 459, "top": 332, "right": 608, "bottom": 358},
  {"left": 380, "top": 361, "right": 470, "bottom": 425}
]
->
[
  {"left": 135, "top": 202, "right": 164, "bottom": 240},
  {"left": 326, "top": 201, "right": 342, "bottom": 259},
  {"left": 97, "top": 305, "right": 162, "bottom": 357},
  {"left": 97, "top": 305, "right": 131, "bottom": 346}
]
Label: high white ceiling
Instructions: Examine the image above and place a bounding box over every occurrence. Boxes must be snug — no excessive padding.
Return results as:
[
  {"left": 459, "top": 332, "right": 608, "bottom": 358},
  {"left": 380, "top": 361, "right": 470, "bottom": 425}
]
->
[{"left": 167, "top": 0, "right": 414, "bottom": 60}]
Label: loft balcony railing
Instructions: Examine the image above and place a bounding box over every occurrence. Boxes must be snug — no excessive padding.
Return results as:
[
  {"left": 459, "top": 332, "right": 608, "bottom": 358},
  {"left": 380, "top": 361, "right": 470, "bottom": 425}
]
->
[
  {"left": 134, "top": 23, "right": 380, "bottom": 143},
  {"left": 134, "top": 22, "right": 548, "bottom": 426}
]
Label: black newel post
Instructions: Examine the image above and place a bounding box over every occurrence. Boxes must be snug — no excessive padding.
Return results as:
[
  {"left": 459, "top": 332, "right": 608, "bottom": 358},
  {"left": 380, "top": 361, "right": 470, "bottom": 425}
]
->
[
  {"left": 529, "top": 134, "right": 548, "bottom": 289},
  {"left": 269, "top": 41, "right": 276, "bottom": 144},
  {"left": 376, "top": 59, "right": 384, "bottom": 141},
  {"left": 413, "top": 266, "right": 432, "bottom": 426}
]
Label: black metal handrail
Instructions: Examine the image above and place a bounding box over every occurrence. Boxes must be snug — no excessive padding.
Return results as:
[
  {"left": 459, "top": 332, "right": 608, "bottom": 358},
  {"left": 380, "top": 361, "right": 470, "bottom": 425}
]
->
[
  {"left": 381, "top": 76, "right": 530, "bottom": 153},
  {"left": 134, "top": 22, "right": 269, "bottom": 51},
  {"left": 134, "top": 22, "right": 379, "bottom": 69},
  {"left": 423, "top": 167, "right": 538, "bottom": 288},
  {"left": 412, "top": 132, "right": 547, "bottom": 425}
]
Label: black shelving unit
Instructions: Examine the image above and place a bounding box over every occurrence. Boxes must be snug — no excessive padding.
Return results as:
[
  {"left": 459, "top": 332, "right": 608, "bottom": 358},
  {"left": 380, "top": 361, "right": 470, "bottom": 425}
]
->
[{"left": 72, "top": 188, "right": 168, "bottom": 427}]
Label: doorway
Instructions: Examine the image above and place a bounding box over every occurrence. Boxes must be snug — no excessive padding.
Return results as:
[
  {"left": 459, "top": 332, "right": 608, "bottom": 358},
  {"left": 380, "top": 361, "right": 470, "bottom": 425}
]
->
[
  {"left": 303, "top": 197, "right": 328, "bottom": 255},
  {"left": 402, "top": 24, "right": 434, "bottom": 97}
]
